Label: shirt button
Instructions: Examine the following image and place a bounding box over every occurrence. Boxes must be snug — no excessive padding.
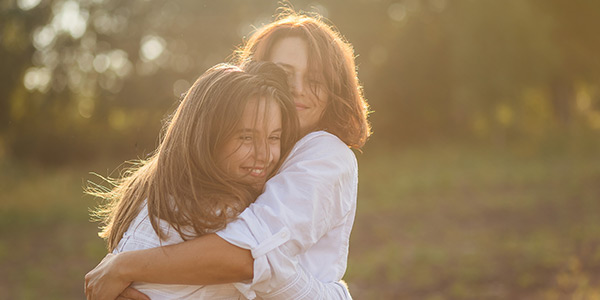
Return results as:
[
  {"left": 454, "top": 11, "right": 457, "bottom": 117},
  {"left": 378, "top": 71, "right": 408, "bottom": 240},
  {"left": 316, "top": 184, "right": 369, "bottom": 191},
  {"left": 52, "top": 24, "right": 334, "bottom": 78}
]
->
[{"left": 280, "top": 231, "right": 289, "bottom": 239}]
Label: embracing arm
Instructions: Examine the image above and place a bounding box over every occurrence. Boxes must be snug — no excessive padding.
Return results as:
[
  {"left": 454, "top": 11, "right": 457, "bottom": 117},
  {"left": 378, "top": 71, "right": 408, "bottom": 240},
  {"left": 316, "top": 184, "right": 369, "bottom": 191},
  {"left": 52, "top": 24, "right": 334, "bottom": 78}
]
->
[
  {"left": 85, "top": 233, "right": 351, "bottom": 300},
  {"left": 84, "top": 233, "right": 253, "bottom": 300},
  {"left": 118, "top": 233, "right": 253, "bottom": 284}
]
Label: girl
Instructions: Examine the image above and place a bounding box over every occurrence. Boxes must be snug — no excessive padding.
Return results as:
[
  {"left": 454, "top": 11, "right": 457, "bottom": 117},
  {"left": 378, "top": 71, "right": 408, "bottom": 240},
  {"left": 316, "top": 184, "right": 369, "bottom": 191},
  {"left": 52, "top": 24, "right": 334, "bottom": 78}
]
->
[
  {"left": 86, "top": 10, "right": 371, "bottom": 300},
  {"left": 89, "top": 61, "right": 299, "bottom": 298}
]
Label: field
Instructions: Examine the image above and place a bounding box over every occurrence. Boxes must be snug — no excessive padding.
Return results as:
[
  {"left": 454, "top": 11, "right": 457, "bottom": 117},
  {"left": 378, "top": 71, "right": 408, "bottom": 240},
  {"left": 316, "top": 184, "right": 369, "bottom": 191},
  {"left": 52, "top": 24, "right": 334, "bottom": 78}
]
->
[{"left": 1, "top": 140, "right": 599, "bottom": 299}]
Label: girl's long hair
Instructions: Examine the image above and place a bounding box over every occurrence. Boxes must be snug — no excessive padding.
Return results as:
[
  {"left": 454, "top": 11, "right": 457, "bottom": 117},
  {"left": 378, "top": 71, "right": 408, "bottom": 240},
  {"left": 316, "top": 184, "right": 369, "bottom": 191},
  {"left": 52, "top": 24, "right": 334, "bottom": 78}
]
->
[
  {"left": 234, "top": 9, "right": 371, "bottom": 149},
  {"left": 90, "top": 62, "right": 299, "bottom": 251}
]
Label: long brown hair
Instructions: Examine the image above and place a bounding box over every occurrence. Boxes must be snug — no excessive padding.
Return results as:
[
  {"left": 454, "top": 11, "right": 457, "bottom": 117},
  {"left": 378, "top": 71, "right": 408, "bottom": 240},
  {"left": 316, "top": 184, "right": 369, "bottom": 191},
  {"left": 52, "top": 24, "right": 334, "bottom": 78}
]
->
[
  {"left": 234, "top": 9, "right": 371, "bottom": 149},
  {"left": 90, "top": 62, "right": 299, "bottom": 251}
]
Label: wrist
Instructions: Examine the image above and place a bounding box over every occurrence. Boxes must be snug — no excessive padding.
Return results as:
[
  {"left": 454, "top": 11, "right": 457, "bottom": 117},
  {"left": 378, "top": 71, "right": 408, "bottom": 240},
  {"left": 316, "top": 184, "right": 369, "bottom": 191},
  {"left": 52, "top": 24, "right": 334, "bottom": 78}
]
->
[{"left": 112, "top": 251, "right": 135, "bottom": 284}]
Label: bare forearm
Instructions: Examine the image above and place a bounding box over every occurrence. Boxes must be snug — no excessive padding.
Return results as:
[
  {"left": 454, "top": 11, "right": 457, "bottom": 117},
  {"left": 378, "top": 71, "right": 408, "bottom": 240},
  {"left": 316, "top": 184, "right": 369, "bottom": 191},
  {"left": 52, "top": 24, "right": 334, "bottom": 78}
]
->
[{"left": 117, "top": 233, "right": 253, "bottom": 285}]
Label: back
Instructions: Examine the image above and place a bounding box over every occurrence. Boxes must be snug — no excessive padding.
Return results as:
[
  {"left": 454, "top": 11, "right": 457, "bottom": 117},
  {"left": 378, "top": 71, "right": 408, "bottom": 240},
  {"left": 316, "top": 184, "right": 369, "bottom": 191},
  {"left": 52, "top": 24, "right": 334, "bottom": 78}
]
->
[{"left": 114, "top": 203, "right": 245, "bottom": 299}]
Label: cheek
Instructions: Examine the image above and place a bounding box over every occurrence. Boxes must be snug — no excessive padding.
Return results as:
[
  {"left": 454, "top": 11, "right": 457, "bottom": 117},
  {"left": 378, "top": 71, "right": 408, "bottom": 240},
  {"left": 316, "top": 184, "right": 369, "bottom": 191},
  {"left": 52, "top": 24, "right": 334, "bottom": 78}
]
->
[
  {"left": 269, "top": 143, "right": 281, "bottom": 163},
  {"left": 221, "top": 142, "right": 250, "bottom": 168},
  {"left": 232, "top": 145, "right": 252, "bottom": 162}
]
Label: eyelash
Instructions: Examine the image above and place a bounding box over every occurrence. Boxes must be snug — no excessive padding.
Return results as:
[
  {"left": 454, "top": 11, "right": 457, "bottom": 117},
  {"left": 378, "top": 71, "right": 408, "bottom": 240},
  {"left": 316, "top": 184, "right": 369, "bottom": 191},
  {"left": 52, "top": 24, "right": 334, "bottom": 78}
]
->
[
  {"left": 239, "top": 135, "right": 253, "bottom": 142},
  {"left": 239, "top": 135, "right": 281, "bottom": 142}
]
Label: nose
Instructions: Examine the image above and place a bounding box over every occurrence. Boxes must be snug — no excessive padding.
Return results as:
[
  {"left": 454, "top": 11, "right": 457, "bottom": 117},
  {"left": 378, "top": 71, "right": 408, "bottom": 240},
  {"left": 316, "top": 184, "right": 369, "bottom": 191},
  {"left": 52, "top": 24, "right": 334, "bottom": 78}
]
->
[
  {"left": 253, "top": 140, "right": 269, "bottom": 163},
  {"left": 290, "top": 75, "right": 305, "bottom": 97}
]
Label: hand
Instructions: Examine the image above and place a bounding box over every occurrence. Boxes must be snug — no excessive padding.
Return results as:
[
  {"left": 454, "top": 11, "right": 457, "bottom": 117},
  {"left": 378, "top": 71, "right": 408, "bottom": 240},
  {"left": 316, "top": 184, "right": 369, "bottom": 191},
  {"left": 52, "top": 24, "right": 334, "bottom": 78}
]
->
[
  {"left": 85, "top": 253, "right": 149, "bottom": 300},
  {"left": 116, "top": 287, "right": 150, "bottom": 300}
]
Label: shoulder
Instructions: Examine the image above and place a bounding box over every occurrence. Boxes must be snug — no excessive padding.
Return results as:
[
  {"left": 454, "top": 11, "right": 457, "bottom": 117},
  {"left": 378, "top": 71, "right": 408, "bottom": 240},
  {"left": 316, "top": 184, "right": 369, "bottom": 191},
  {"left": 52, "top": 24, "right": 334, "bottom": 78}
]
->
[
  {"left": 282, "top": 131, "right": 357, "bottom": 171},
  {"left": 292, "top": 131, "right": 354, "bottom": 158}
]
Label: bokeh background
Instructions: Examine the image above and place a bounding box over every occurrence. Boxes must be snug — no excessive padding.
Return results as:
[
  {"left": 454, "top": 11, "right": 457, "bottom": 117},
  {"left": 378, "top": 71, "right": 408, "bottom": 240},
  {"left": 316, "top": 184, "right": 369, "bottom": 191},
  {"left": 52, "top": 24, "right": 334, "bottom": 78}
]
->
[{"left": 1, "top": 0, "right": 600, "bottom": 299}]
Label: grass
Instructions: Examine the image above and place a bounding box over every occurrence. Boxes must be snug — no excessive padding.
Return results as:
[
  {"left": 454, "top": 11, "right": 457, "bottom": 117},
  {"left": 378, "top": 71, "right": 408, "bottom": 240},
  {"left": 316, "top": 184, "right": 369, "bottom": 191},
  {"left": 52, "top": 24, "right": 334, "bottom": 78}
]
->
[
  {"left": 0, "top": 160, "right": 107, "bottom": 300},
  {"left": 346, "top": 140, "right": 600, "bottom": 299},
  {"left": 1, "top": 140, "right": 600, "bottom": 299}
]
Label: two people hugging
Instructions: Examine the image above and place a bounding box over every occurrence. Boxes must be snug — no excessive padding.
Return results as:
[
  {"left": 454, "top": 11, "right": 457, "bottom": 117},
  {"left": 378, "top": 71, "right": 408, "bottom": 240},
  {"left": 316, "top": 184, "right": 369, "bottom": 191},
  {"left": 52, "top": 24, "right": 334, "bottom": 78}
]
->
[{"left": 85, "top": 9, "right": 371, "bottom": 300}]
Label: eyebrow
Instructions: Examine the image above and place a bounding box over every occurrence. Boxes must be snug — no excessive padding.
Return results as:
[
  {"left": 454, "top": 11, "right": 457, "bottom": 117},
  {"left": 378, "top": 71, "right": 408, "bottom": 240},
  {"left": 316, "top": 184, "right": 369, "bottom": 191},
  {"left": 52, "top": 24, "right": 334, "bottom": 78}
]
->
[{"left": 238, "top": 128, "right": 283, "bottom": 133}]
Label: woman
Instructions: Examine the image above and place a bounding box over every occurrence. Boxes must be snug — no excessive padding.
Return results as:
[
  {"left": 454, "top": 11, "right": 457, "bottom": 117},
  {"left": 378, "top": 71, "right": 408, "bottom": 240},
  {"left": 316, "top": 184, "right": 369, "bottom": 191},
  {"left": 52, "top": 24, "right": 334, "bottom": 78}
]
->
[
  {"left": 88, "top": 61, "right": 300, "bottom": 298},
  {"left": 85, "top": 10, "right": 371, "bottom": 300}
]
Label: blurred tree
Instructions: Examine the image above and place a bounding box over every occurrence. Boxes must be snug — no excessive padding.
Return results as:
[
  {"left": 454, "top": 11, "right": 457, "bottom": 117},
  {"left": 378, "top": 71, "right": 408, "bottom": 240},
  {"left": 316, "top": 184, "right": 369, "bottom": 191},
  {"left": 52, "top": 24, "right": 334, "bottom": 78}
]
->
[
  {"left": 2, "top": 0, "right": 284, "bottom": 163},
  {"left": 2, "top": 0, "right": 599, "bottom": 163},
  {"left": 536, "top": 0, "right": 600, "bottom": 127}
]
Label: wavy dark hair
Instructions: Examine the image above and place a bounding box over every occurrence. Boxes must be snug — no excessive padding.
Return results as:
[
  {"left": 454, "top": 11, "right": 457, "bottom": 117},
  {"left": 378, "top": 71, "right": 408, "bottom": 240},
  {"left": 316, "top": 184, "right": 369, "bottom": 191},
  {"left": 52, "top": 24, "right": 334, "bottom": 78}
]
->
[{"left": 235, "top": 9, "right": 371, "bottom": 148}]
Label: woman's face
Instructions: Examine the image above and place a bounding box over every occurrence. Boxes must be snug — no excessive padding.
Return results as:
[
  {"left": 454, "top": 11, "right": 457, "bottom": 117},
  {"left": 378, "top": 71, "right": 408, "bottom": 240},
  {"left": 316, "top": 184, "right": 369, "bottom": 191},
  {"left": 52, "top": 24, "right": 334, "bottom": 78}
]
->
[
  {"left": 269, "top": 36, "right": 326, "bottom": 133},
  {"left": 218, "top": 97, "right": 282, "bottom": 188}
]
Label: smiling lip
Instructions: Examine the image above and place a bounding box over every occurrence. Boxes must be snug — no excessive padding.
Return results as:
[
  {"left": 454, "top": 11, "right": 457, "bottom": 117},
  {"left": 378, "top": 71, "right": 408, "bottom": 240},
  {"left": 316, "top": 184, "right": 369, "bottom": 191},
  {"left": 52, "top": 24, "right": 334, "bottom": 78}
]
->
[
  {"left": 242, "top": 167, "right": 268, "bottom": 178},
  {"left": 295, "top": 103, "right": 308, "bottom": 111}
]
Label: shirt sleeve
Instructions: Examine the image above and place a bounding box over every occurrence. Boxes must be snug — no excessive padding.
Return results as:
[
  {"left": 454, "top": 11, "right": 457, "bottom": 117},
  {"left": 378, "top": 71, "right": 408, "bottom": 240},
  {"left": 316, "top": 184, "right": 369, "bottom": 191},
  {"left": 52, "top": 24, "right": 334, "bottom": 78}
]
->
[
  {"left": 254, "top": 252, "right": 352, "bottom": 300},
  {"left": 216, "top": 131, "right": 357, "bottom": 298},
  {"left": 232, "top": 246, "right": 352, "bottom": 299}
]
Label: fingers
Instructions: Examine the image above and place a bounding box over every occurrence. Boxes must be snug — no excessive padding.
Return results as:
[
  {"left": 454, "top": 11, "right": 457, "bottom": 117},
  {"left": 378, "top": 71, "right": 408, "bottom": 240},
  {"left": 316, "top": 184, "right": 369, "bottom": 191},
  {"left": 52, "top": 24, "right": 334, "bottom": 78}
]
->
[
  {"left": 84, "top": 271, "right": 92, "bottom": 300},
  {"left": 120, "top": 287, "right": 151, "bottom": 300}
]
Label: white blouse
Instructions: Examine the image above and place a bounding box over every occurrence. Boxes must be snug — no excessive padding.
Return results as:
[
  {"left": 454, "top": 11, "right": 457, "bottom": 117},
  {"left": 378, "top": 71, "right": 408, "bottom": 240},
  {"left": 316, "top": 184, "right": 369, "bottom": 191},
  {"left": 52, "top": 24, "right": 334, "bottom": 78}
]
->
[
  {"left": 218, "top": 131, "right": 357, "bottom": 299},
  {"left": 114, "top": 131, "right": 357, "bottom": 299},
  {"left": 113, "top": 204, "right": 244, "bottom": 299}
]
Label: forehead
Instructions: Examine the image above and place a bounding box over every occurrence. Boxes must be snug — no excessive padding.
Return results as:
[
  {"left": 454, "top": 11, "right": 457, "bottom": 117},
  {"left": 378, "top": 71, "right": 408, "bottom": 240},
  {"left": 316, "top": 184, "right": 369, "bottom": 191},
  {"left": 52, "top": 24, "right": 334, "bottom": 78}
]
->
[
  {"left": 239, "top": 96, "right": 282, "bottom": 125},
  {"left": 268, "top": 36, "right": 309, "bottom": 70}
]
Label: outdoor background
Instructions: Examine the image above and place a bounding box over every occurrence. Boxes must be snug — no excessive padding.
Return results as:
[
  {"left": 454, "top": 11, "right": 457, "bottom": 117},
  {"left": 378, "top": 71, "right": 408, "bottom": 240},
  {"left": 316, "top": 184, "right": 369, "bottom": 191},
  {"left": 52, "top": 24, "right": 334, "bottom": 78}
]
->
[{"left": 1, "top": 0, "right": 600, "bottom": 299}]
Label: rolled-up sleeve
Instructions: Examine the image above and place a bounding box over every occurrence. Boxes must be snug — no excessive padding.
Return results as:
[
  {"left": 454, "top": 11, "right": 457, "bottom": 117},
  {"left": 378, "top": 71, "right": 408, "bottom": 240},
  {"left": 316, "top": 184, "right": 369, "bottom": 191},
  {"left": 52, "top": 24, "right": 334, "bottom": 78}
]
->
[{"left": 216, "top": 131, "right": 357, "bottom": 299}]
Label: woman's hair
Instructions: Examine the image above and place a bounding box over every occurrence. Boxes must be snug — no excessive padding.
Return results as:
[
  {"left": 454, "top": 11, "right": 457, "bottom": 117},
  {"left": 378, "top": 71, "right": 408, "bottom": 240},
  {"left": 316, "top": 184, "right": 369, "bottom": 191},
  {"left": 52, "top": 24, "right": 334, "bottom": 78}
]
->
[
  {"left": 90, "top": 62, "right": 299, "bottom": 251},
  {"left": 234, "top": 9, "right": 371, "bottom": 149}
]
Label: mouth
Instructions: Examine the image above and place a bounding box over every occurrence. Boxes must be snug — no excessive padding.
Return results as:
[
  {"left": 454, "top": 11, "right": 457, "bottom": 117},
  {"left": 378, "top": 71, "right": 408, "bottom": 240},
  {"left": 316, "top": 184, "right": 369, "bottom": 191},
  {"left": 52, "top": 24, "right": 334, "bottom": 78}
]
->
[
  {"left": 242, "top": 167, "right": 268, "bottom": 178},
  {"left": 295, "top": 102, "right": 308, "bottom": 111}
]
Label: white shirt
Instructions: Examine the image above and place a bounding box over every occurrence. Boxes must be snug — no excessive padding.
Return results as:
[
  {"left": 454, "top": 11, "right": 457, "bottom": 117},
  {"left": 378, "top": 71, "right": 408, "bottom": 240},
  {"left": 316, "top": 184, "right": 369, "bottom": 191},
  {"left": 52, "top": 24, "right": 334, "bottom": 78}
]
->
[
  {"left": 114, "top": 205, "right": 245, "bottom": 299},
  {"left": 217, "top": 131, "right": 357, "bottom": 299},
  {"left": 114, "top": 131, "right": 357, "bottom": 299}
]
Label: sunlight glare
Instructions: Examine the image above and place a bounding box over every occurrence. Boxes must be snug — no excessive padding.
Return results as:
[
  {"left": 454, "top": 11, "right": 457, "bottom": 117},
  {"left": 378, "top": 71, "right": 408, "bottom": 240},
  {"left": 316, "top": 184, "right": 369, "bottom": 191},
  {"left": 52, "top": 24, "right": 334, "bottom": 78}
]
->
[
  {"left": 77, "top": 51, "right": 94, "bottom": 72},
  {"left": 93, "top": 54, "right": 110, "bottom": 73},
  {"left": 33, "top": 26, "right": 56, "bottom": 50},
  {"left": 140, "top": 35, "right": 166, "bottom": 61},
  {"left": 23, "top": 67, "right": 51, "bottom": 92},
  {"left": 388, "top": 3, "right": 407, "bottom": 22},
  {"left": 109, "top": 49, "right": 132, "bottom": 77},
  {"left": 52, "top": 1, "right": 88, "bottom": 39},
  {"left": 17, "top": 0, "right": 42, "bottom": 11}
]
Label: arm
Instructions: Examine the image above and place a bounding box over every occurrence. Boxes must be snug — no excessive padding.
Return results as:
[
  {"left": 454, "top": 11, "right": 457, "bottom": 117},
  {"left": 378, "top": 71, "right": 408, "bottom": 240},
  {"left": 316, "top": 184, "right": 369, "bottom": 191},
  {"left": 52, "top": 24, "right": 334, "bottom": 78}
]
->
[{"left": 85, "top": 233, "right": 253, "bottom": 300}]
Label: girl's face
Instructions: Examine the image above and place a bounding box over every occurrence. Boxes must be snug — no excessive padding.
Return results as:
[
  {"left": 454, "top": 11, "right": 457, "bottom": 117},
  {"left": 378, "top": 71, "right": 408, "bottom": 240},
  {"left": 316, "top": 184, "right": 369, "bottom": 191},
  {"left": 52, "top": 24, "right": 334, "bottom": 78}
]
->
[
  {"left": 269, "top": 36, "right": 326, "bottom": 133},
  {"left": 218, "top": 97, "right": 282, "bottom": 188}
]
